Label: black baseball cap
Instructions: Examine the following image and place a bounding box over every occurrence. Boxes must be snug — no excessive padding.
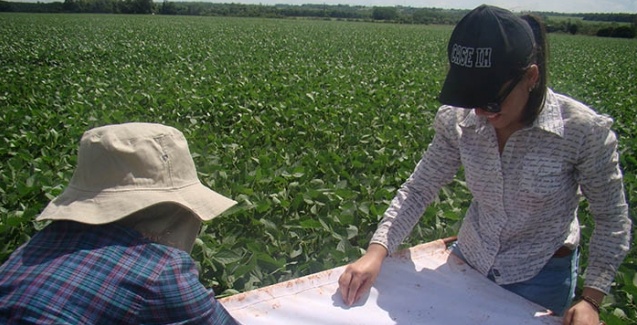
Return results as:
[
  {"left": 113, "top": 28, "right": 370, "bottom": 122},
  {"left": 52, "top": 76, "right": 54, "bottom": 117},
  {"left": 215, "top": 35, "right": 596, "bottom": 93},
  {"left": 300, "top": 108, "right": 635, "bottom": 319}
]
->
[{"left": 438, "top": 5, "right": 536, "bottom": 109}]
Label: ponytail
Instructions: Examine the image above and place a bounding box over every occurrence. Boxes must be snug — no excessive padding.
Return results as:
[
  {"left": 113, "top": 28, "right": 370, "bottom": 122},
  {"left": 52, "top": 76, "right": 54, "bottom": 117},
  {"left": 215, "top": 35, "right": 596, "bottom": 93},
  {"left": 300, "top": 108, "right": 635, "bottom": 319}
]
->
[{"left": 520, "top": 14, "right": 549, "bottom": 125}]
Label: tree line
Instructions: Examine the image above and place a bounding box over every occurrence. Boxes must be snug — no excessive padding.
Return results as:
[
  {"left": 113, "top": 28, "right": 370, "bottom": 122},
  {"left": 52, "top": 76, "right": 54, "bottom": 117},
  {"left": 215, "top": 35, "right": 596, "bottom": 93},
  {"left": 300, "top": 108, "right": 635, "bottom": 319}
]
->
[
  {"left": 0, "top": 1, "right": 468, "bottom": 24},
  {"left": 0, "top": 0, "right": 153, "bottom": 14},
  {"left": 1, "top": 0, "right": 635, "bottom": 38}
]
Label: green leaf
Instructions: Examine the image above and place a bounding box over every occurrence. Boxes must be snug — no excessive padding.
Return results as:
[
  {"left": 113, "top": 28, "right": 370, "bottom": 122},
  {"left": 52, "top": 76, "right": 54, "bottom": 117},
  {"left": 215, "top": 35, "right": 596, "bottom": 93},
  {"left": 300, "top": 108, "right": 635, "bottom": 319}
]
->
[{"left": 212, "top": 249, "right": 243, "bottom": 265}]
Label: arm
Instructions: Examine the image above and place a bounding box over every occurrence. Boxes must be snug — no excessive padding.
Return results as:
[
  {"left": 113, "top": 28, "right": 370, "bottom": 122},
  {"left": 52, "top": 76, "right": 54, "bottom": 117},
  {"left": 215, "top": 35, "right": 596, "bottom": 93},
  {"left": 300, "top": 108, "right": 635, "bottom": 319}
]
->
[
  {"left": 339, "top": 107, "right": 463, "bottom": 305},
  {"left": 371, "top": 106, "right": 463, "bottom": 255},
  {"left": 578, "top": 123, "right": 630, "bottom": 293},
  {"left": 564, "top": 120, "right": 631, "bottom": 324}
]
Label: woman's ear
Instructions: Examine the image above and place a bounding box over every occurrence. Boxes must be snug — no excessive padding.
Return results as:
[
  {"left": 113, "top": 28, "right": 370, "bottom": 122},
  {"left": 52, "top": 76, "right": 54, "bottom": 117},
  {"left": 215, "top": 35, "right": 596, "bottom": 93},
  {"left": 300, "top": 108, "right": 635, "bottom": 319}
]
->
[{"left": 526, "top": 64, "right": 540, "bottom": 91}]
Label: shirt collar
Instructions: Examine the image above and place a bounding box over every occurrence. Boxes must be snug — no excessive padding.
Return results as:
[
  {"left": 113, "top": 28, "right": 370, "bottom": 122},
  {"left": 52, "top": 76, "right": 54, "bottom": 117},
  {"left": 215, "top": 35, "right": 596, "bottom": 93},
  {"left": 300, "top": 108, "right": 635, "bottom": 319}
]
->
[
  {"left": 458, "top": 109, "right": 490, "bottom": 136},
  {"left": 458, "top": 89, "right": 564, "bottom": 137},
  {"left": 531, "top": 89, "right": 564, "bottom": 137}
]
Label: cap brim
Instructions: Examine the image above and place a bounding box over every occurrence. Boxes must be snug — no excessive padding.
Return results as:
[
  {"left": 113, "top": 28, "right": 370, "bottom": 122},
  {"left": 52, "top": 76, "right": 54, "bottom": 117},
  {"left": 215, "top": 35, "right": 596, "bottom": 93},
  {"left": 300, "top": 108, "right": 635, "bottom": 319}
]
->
[
  {"left": 438, "top": 66, "right": 502, "bottom": 109},
  {"left": 36, "top": 182, "right": 237, "bottom": 224}
]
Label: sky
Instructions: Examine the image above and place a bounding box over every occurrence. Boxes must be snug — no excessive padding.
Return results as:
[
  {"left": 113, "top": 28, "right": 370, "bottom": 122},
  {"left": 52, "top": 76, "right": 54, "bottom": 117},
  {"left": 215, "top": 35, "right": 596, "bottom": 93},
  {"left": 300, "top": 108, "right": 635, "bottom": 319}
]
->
[{"left": 205, "top": 0, "right": 637, "bottom": 14}]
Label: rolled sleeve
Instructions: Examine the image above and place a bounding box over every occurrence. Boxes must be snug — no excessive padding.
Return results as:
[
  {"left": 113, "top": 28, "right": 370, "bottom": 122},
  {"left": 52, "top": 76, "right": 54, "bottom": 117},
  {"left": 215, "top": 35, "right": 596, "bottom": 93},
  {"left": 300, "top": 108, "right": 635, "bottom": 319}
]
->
[{"left": 576, "top": 120, "right": 631, "bottom": 293}]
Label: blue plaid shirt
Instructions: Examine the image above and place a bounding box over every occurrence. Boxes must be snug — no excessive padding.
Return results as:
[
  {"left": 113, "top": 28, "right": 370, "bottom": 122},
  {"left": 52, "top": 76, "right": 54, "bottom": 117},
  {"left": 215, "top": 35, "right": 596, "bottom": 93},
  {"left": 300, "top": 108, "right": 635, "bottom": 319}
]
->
[{"left": 0, "top": 221, "right": 238, "bottom": 325}]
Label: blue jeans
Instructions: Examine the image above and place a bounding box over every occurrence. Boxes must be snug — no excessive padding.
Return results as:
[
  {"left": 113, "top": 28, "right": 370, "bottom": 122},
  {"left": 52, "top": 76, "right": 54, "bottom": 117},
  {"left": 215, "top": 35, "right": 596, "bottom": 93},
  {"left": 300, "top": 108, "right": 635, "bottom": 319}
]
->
[{"left": 450, "top": 243, "right": 578, "bottom": 316}]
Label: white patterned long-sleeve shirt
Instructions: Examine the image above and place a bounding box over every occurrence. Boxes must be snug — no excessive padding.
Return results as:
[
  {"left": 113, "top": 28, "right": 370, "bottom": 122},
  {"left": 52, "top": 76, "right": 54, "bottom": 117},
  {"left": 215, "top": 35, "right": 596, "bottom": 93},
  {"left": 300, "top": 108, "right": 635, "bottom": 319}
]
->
[{"left": 371, "top": 89, "right": 631, "bottom": 294}]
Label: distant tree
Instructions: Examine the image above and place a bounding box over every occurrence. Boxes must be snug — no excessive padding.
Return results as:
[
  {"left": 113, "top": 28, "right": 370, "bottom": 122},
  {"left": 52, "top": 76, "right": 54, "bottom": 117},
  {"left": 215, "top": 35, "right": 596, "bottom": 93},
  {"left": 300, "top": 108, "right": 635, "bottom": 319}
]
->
[
  {"left": 412, "top": 9, "right": 433, "bottom": 24},
  {"left": 9, "top": 1, "right": 62, "bottom": 12},
  {"left": 372, "top": 7, "right": 397, "bottom": 21},
  {"left": 0, "top": 0, "right": 13, "bottom": 11},
  {"left": 62, "top": 0, "right": 78, "bottom": 12},
  {"left": 120, "top": 0, "right": 153, "bottom": 14},
  {"left": 582, "top": 13, "right": 637, "bottom": 23},
  {"left": 160, "top": 0, "right": 177, "bottom": 15},
  {"left": 597, "top": 27, "right": 614, "bottom": 37},
  {"left": 597, "top": 26, "right": 635, "bottom": 38},
  {"left": 611, "top": 26, "right": 635, "bottom": 38},
  {"left": 90, "top": 0, "right": 117, "bottom": 13},
  {"left": 140, "top": 0, "right": 154, "bottom": 14},
  {"left": 567, "top": 22, "right": 579, "bottom": 35}
]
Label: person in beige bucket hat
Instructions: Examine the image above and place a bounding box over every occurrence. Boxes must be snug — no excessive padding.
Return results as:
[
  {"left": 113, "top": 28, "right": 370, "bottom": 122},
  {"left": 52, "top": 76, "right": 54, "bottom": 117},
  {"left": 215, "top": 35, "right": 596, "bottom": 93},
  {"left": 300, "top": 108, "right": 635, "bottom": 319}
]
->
[{"left": 0, "top": 123, "right": 240, "bottom": 324}]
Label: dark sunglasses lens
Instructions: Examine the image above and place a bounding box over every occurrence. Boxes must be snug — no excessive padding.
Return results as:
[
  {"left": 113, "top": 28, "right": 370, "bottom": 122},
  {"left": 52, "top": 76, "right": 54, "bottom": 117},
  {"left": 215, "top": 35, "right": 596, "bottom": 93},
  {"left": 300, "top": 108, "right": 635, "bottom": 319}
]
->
[{"left": 483, "top": 103, "right": 501, "bottom": 113}]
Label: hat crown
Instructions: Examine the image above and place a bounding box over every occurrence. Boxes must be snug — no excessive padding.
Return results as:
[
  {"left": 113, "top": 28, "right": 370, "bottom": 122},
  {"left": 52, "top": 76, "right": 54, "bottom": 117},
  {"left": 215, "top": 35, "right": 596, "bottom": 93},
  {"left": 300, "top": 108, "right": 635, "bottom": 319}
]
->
[
  {"left": 71, "top": 123, "right": 198, "bottom": 192},
  {"left": 439, "top": 5, "right": 536, "bottom": 108},
  {"left": 448, "top": 5, "right": 534, "bottom": 72}
]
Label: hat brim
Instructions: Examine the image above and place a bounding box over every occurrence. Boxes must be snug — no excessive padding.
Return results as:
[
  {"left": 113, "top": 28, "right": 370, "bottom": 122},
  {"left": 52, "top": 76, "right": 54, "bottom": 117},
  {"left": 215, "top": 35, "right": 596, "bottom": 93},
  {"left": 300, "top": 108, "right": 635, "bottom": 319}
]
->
[
  {"left": 438, "top": 66, "right": 503, "bottom": 109},
  {"left": 36, "top": 182, "right": 237, "bottom": 224}
]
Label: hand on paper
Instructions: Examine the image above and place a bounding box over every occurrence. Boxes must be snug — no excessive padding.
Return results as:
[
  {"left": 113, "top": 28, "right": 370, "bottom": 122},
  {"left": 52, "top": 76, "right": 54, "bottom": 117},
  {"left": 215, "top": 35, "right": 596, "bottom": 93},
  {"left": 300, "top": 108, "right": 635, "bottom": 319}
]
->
[
  {"left": 338, "top": 243, "right": 388, "bottom": 306},
  {"left": 562, "top": 300, "right": 601, "bottom": 325},
  {"left": 562, "top": 288, "right": 604, "bottom": 325}
]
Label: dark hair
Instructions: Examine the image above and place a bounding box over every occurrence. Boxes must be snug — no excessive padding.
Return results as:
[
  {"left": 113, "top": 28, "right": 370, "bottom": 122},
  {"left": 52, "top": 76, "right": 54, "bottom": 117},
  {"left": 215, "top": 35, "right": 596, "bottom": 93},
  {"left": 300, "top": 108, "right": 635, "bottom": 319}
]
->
[{"left": 520, "top": 14, "right": 548, "bottom": 125}]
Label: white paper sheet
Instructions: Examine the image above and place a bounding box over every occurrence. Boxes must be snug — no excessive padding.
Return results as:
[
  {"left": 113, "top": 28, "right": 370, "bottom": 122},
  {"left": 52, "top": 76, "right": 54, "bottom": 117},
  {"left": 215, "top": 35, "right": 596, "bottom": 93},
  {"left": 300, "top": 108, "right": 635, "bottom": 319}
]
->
[{"left": 220, "top": 240, "right": 561, "bottom": 324}]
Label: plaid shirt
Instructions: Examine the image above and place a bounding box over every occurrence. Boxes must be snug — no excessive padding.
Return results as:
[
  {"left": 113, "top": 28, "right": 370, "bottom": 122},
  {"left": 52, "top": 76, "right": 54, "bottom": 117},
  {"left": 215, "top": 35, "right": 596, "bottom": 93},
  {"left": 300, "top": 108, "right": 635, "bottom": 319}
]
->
[
  {"left": 0, "top": 221, "right": 238, "bottom": 325},
  {"left": 371, "top": 89, "right": 631, "bottom": 294}
]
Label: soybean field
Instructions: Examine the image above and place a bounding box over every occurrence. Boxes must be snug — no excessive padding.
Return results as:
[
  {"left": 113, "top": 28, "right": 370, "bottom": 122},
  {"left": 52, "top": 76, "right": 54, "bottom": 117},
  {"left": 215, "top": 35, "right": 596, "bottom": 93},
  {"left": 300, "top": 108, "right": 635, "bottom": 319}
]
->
[{"left": 1, "top": 13, "right": 635, "bottom": 324}]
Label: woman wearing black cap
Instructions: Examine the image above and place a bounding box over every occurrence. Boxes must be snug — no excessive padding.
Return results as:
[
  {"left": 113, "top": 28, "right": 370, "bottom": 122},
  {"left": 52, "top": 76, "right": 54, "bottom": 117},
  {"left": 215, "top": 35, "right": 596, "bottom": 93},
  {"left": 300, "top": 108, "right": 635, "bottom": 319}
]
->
[{"left": 338, "top": 5, "right": 630, "bottom": 325}]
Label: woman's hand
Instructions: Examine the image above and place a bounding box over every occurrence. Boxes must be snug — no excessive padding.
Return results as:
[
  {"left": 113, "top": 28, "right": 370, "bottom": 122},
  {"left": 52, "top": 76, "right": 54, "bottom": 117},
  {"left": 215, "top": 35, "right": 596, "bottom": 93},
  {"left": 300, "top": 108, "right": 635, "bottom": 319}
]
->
[
  {"left": 562, "top": 300, "right": 600, "bottom": 325},
  {"left": 562, "top": 288, "right": 604, "bottom": 325},
  {"left": 338, "top": 243, "right": 388, "bottom": 306}
]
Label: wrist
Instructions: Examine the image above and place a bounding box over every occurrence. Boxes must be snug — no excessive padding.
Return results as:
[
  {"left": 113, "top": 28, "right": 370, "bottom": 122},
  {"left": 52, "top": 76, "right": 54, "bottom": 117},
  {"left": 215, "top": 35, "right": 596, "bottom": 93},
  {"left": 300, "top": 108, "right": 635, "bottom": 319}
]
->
[
  {"left": 577, "top": 295, "right": 601, "bottom": 313},
  {"left": 366, "top": 243, "right": 389, "bottom": 259},
  {"left": 579, "top": 287, "right": 605, "bottom": 311}
]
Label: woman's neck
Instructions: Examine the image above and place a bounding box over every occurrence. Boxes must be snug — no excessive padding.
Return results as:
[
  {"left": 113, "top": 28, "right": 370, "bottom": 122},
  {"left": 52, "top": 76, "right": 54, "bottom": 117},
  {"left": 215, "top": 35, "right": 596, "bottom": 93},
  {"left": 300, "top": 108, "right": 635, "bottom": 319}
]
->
[{"left": 495, "top": 123, "right": 525, "bottom": 153}]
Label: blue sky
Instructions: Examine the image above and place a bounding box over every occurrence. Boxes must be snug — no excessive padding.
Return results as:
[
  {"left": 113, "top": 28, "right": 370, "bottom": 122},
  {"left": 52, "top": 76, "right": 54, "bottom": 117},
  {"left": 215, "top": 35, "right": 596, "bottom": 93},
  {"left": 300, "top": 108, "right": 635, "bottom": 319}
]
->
[{"left": 202, "top": 0, "right": 637, "bottom": 14}]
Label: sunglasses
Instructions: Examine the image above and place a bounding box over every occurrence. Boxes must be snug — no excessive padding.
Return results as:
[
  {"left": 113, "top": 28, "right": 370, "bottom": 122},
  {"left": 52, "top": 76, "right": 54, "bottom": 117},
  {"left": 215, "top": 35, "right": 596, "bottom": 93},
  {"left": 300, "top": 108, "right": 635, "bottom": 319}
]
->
[{"left": 480, "top": 74, "right": 525, "bottom": 113}]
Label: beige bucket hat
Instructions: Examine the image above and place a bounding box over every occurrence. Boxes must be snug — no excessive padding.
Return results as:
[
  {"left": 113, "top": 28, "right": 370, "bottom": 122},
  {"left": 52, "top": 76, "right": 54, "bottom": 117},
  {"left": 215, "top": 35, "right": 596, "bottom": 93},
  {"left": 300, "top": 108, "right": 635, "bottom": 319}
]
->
[{"left": 37, "top": 123, "right": 237, "bottom": 224}]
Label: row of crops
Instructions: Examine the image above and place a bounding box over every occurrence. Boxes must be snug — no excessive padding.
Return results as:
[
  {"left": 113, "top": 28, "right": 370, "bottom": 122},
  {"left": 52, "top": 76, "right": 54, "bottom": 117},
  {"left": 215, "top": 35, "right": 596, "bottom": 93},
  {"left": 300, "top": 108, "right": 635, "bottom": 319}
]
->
[{"left": 1, "top": 13, "right": 635, "bottom": 323}]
